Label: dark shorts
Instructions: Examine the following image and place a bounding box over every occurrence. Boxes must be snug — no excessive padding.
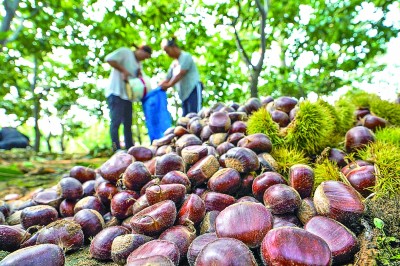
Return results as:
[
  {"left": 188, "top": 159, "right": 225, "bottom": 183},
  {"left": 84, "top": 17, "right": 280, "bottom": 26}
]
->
[{"left": 182, "top": 82, "right": 202, "bottom": 116}]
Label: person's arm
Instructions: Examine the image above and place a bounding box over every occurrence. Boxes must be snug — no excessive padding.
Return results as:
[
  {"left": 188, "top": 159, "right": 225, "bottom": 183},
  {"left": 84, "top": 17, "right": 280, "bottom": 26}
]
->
[
  {"left": 161, "top": 69, "right": 188, "bottom": 91},
  {"left": 107, "top": 60, "right": 130, "bottom": 81}
]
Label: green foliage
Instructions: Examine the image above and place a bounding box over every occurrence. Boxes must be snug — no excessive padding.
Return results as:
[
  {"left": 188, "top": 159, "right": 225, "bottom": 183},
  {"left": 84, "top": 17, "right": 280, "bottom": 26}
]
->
[
  {"left": 373, "top": 218, "right": 400, "bottom": 265},
  {"left": 285, "top": 100, "right": 336, "bottom": 155},
  {"left": 271, "top": 146, "right": 309, "bottom": 176},
  {"left": 375, "top": 127, "right": 400, "bottom": 146},
  {"left": 246, "top": 108, "right": 283, "bottom": 146},
  {"left": 358, "top": 141, "right": 400, "bottom": 199}
]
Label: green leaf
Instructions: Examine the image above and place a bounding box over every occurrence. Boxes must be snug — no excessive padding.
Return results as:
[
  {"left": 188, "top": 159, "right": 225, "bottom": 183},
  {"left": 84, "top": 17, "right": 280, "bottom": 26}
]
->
[{"left": 374, "top": 218, "right": 385, "bottom": 230}]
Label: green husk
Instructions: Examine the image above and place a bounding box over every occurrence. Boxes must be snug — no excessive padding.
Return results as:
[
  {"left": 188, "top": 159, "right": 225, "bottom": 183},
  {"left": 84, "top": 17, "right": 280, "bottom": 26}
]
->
[
  {"left": 316, "top": 99, "right": 344, "bottom": 145},
  {"left": 313, "top": 158, "right": 344, "bottom": 192},
  {"left": 246, "top": 108, "right": 283, "bottom": 146},
  {"left": 357, "top": 140, "right": 400, "bottom": 199},
  {"left": 334, "top": 98, "right": 357, "bottom": 135},
  {"left": 374, "top": 127, "right": 400, "bottom": 146},
  {"left": 284, "top": 100, "right": 335, "bottom": 155},
  {"left": 271, "top": 146, "right": 309, "bottom": 176},
  {"left": 370, "top": 100, "right": 400, "bottom": 126},
  {"left": 340, "top": 90, "right": 400, "bottom": 126}
]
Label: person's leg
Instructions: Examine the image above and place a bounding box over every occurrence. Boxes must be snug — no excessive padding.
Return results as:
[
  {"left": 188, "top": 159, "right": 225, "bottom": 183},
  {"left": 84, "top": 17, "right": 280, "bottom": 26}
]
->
[
  {"left": 182, "top": 82, "right": 202, "bottom": 116},
  {"left": 107, "top": 95, "right": 124, "bottom": 151},
  {"left": 122, "top": 99, "right": 134, "bottom": 149}
]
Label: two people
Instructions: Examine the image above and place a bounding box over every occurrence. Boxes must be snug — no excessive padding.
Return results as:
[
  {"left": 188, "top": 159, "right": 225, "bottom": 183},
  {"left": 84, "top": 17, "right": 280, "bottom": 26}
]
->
[{"left": 105, "top": 38, "right": 202, "bottom": 151}]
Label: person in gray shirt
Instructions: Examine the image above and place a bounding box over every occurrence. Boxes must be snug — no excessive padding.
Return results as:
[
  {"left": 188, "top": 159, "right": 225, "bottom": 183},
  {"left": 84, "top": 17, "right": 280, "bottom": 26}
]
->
[{"left": 161, "top": 37, "right": 202, "bottom": 116}]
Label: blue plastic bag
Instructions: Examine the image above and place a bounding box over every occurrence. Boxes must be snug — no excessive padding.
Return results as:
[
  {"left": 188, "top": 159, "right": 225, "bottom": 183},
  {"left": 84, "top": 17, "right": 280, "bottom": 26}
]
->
[{"left": 141, "top": 87, "right": 172, "bottom": 143}]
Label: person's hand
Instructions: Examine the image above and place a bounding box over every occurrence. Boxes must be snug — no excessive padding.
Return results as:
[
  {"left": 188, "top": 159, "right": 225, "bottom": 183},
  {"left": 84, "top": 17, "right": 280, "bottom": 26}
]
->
[
  {"left": 161, "top": 83, "right": 169, "bottom": 91},
  {"left": 122, "top": 70, "right": 130, "bottom": 82},
  {"left": 159, "top": 80, "right": 170, "bottom": 91}
]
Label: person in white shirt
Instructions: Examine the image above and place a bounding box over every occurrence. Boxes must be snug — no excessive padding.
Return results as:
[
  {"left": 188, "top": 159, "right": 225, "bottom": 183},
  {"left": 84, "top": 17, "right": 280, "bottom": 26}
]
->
[{"left": 105, "top": 45, "right": 152, "bottom": 151}]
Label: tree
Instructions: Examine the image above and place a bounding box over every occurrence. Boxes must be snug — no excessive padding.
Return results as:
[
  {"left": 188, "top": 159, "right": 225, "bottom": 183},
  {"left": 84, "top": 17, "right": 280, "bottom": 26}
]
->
[{"left": 201, "top": 0, "right": 399, "bottom": 99}]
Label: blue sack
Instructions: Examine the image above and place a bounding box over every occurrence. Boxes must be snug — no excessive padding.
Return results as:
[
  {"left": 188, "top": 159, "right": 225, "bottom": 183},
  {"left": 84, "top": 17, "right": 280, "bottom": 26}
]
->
[{"left": 141, "top": 87, "right": 172, "bottom": 143}]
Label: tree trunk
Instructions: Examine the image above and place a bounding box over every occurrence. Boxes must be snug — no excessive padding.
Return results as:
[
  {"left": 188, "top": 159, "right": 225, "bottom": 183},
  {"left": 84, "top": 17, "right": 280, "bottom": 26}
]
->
[
  {"left": 60, "top": 123, "right": 65, "bottom": 152},
  {"left": 31, "top": 55, "right": 40, "bottom": 152},
  {"left": 250, "top": 68, "right": 261, "bottom": 98},
  {"left": 46, "top": 134, "right": 52, "bottom": 152},
  {"left": 0, "top": 0, "right": 21, "bottom": 48}
]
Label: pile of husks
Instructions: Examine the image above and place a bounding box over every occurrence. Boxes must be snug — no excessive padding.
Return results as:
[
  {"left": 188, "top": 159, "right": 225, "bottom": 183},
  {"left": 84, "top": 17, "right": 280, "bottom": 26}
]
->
[{"left": 0, "top": 90, "right": 399, "bottom": 265}]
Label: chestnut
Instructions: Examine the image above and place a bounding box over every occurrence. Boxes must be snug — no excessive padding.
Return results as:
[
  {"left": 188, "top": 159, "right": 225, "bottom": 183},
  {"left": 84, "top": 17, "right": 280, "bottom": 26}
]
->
[
  {"left": 345, "top": 164, "right": 376, "bottom": 197},
  {"left": 271, "top": 110, "right": 290, "bottom": 127},
  {"left": 152, "top": 133, "right": 175, "bottom": 147},
  {"left": 95, "top": 182, "right": 119, "bottom": 206},
  {"left": 126, "top": 239, "right": 180, "bottom": 265},
  {"left": 216, "top": 141, "right": 235, "bottom": 156},
  {"left": 297, "top": 197, "right": 317, "bottom": 224},
  {"left": 187, "top": 155, "right": 220, "bottom": 187},
  {"left": 313, "top": 181, "right": 365, "bottom": 226},
  {"left": 215, "top": 202, "right": 273, "bottom": 248},
  {"left": 160, "top": 171, "right": 191, "bottom": 192},
  {"left": 244, "top": 97, "right": 262, "bottom": 114},
  {"left": 328, "top": 148, "right": 348, "bottom": 168},
  {"left": 200, "top": 125, "right": 213, "bottom": 141},
  {"left": 145, "top": 184, "right": 186, "bottom": 205},
  {"left": 98, "top": 152, "right": 135, "bottom": 183},
  {"left": 207, "top": 168, "right": 241, "bottom": 195},
  {"left": 126, "top": 255, "right": 174, "bottom": 265},
  {"left": 32, "top": 189, "right": 62, "bottom": 208},
  {"left": 57, "top": 177, "right": 83, "bottom": 201},
  {"left": 229, "top": 121, "right": 247, "bottom": 134},
  {"left": 159, "top": 225, "right": 197, "bottom": 260},
  {"left": 208, "top": 133, "right": 228, "bottom": 147},
  {"left": 59, "top": 199, "right": 77, "bottom": 217},
  {"left": 288, "top": 164, "right": 315, "bottom": 198},
  {"left": 305, "top": 216, "right": 359, "bottom": 264},
  {"left": 111, "top": 234, "right": 153, "bottom": 264},
  {"left": 345, "top": 126, "right": 376, "bottom": 153},
  {"left": 187, "top": 233, "right": 218, "bottom": 266},
  {"left": 174, "top": 125, "right": 190, "bottom": 137},
  {"left": 20, "top": 205, "right": 58, "bottom": 230},
  {"left": 123, "top": 161, "right": 152, "bottom": 191},
  {"left": 177, "top": 193, "right": 206, "bottom": 226},
  {"left": 181, "top": 145, "right": 209, "bottom": 165},
  {"left": 274, "top": 96, "right": 298, "bottom": 113},
  {"left": 74, "top": 196, "right": 105, "bottom": 215},
  {"left": 252, "top": 171, "right": 287, "bottom": 201},
  {"left": 36, "top": 219, "right": 84, "bottom": 252},
  {"left": 127, "top": 146, "right": 153, "bottom": 161},
  {"left": 225, "top": 147, "right": 260, "bottom": 173},
  {"left": 89, "top": 226, "right": 130, "bottom": 260},
  {"left": 196, "top": 237, "right": 257, "bottom": 265},
  {"left": 82, "top": 180, "right": 96, "bottom": 197},
  {"left": 261, "top": 227, "right": 331, "bottom": 265},
  {"left": 130, "top": 200, "right": 177, "bottom": 236},
  {"left": 175, "top": 134, "right": 202, "bottom": 154},
  {"left": 202, "top": 192, "right": 236, "bottom": 212},
  {"left": 155, "top": 153, "right": 185, "bottom": 177},
  {"left": 111, "top": 190, "right": 139, "bottom": 220},
  {"left": 208, "top": 111, "right": 231, "bottom": 133},
  {"left": 227, "top": 132, "right": 246, "bottom": 145},
  {"left": 69, "top": 165, "right": 96, "bottom": 183},
  {"left": 361, "top": 114, "right": 387, "bottom": 131},
  {"left": 263, "top": 184, "right": 302, "bottom": 214},
  {"left": 0, "top": 244, "right": 65, "bottom": 266},
  {"left": 0, "top": 225, "right": 26, "bottom": 251},
  {"left": 73, "top": 209, "right": 105, "bottom": 241}
]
